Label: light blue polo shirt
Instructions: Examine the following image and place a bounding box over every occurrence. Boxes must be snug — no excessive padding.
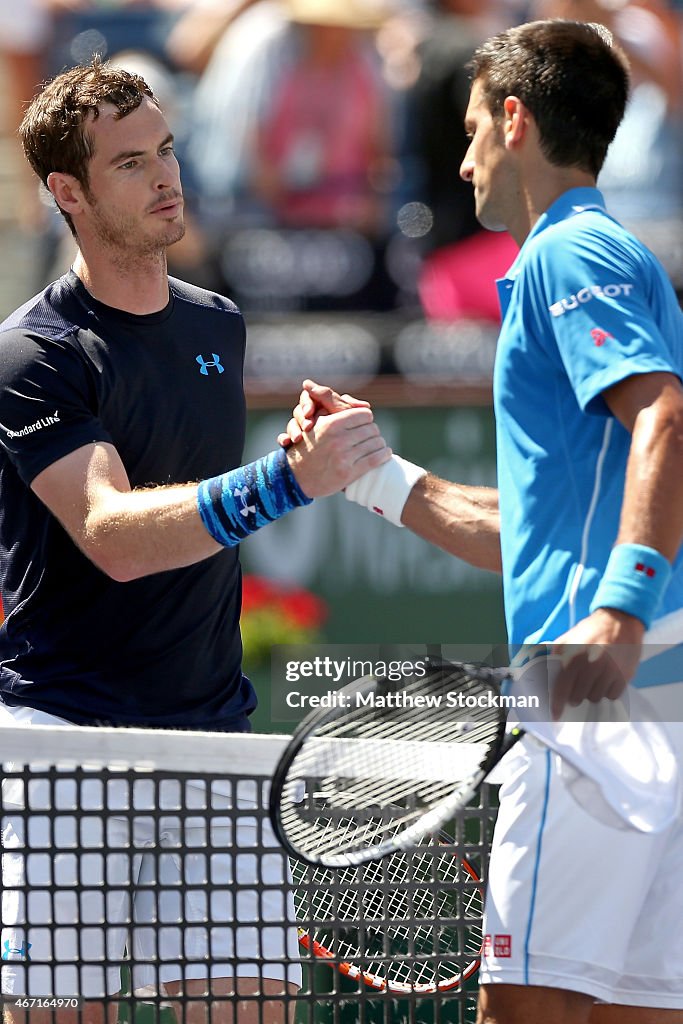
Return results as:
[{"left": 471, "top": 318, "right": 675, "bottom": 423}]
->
[{"left": 494, "top": 187, "right": 683, "bottom": 651}]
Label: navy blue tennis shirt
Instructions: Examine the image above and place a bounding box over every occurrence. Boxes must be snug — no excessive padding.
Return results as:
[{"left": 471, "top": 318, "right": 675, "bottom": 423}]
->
[{"left": 0, "top": 271, "right": 257, "bottom": 728}]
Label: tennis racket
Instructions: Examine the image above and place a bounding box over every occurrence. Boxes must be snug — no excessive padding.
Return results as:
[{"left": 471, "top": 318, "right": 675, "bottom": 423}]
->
[
  {"left": 269, "top": 658, "right": 517, "bottom": 868},
  {"left": 292, "top": 828, "right": 483, "bottom": 992}
]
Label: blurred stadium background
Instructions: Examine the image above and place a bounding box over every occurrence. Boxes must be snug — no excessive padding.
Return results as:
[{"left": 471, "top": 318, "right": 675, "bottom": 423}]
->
[
  {"left": 1, "top": 0, "right": 683, "bottom": 706},
  {"left": 1, "top": 5, "right": 682, "bottom": 1020}
]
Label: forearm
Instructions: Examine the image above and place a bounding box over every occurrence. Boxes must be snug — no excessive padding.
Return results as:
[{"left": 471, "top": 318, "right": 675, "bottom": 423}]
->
[
  {"left": 35, "top": 445, "right": 307, "bottom": 583},
  {"left": 551, "top": 393, "right": 683, "bottom": 712},
  {"left": 87, "top": 449, "right": 311, "bottom": 582},
  {"left": 36, "top": 407, "right": 389, "bottom": 583},
  {"left": 401, "top": 474, "right": 502, "bottom": 572},
  {"left": 586, "top": 379, "right": 683, "bottom": 632},
  {"left": 616, "top": 396, "right": 683, "bottom": 559},
  {"left": 84, "top": 481, "right": 220, "bottom": 582}
]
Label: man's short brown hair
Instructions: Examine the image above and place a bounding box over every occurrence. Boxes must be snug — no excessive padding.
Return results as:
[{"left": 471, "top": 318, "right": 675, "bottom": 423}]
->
[
  {"left": 468, "top": 19, "right": 630, "bottom": 177},
  {"left": 20, "top": 58, "right": 156, "bottom": 236}
]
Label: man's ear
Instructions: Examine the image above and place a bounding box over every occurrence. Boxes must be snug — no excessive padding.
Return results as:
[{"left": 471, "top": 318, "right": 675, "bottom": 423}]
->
[
  {"left": 502, "top": 96, "right": 529, "bottom": 148},
  {"left": 46, "top": 172, "right": 88, "bottom": 219}
]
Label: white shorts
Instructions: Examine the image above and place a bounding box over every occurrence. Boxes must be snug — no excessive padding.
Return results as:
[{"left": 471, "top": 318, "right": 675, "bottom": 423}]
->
[
  {"left": 0, "top": 707, "right": 301, "bottom": 998},
  {"left": 480, "top": 683, "right": 683, "bottom": 1008}
]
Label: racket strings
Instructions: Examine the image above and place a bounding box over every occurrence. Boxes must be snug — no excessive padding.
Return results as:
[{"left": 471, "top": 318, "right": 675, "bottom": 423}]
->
[
  {"left": 282, "top": 734, "right": 500, "bottom": 861},
  {"left": 293, "top": 713, "right": 500, "bottom": 829},
  {"left": 311, "top": 665, "right": 487, "bottom": 740},
  {"left": 291, "top": 839, "right": 483, "bottom": 989},
  {"left": 274, "top": 662, "right": 506, "bottom": 864},
  {"left": 296, "top": 897, "right": 479, "bottom": 985}
]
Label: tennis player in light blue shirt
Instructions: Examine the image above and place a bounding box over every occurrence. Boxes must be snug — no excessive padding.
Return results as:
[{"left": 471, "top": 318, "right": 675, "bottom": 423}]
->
[
  {"left": 289, "top": 19, "right": 683, "bottom": 1024},
  {"left": 495, "top": 185, "right": 683, "bottom": 648}
]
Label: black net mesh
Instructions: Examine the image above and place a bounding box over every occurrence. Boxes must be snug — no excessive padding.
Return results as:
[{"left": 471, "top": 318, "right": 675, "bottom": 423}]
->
[{"left": 0, "top": 726, "right": 497, "bottom": 1024}]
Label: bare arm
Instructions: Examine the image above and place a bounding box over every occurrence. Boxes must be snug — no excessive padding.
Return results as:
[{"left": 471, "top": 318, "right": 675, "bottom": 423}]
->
[
  {"left": 32, "top": 443, "right": 219, "bottom": 582},
  {"left": 283, "top": 380, "right": 502, "bottom": 570},
  {"left": 610, "top": 372, "right": 683, "bottom": 558},
  {"left": 31, "top": 407, "right": 390, "bottom": 582},
  {"left": 550, "top": 371, "right": 683, "bottom": 716},
  {"left": 394, "top": 373, "right": 683, "bottom": 583},
  {"left": 401, "top": 474, "right": 501, "bottom": 572}
]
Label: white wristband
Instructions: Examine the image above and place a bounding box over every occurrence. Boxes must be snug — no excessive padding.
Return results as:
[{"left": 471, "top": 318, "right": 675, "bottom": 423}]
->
[{"left": 344, "top": 455, "right": 427, "bottom": 527}]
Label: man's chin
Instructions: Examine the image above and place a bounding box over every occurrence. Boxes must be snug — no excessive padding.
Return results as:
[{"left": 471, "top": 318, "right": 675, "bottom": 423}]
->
[
  {"left": 476, "top": 212, "right": 508, "bottom": 233},
  {"left": 474, "top": 197, "right": 506, "bottom": 233},
  {"left": 165, "top": 222, "right": 186, "bottom": 247}
]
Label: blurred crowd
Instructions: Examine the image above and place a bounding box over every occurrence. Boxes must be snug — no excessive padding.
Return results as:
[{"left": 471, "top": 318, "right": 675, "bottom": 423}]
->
[{"left": 1, "top": 0, "right": 683, "bottom": 322}]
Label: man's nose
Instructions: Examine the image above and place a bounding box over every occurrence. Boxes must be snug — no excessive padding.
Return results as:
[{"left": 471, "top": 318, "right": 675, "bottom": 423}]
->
[{"left": 460, "top": 151, "right": 475, "bottom": 182}]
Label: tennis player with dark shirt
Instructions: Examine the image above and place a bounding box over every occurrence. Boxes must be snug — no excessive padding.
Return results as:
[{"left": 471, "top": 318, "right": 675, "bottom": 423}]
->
[
  {"left": 0, "top": 59, "right": 390, "bottom": 1024},
  {"left": 285, "top": 19, "right": 683, "bottom": 1024}
]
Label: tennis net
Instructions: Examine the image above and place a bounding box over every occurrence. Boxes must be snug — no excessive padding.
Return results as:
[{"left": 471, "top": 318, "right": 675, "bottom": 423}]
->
[{"left": 0, "top": 723, "right": 497, "bottom": 1023}]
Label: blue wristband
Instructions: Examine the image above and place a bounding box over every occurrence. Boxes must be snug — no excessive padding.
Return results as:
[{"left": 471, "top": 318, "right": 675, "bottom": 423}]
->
[
  {"left": 589, "top": 543, "right": 672, "bottom": 629},
  {"left": 197, "top": 448, "right": 312, "bottom": 547}
]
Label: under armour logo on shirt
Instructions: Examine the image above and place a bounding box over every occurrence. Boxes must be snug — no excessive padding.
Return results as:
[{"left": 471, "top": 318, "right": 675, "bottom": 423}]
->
[{"left": 196, "top": 354, "right": 225, "bottom": 375}]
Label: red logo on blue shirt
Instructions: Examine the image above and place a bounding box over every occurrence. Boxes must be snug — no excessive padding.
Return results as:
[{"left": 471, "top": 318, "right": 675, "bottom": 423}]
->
[
  {"left": 590, "top": 328, "right": 612, "bottom": 347},
  {"left": 635, "top": 562, "right": 656, "bottom": 578}
]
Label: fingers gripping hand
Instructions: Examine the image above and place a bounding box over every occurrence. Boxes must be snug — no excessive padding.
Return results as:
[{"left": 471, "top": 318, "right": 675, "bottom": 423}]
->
[
  {"left": 277, "top": 380, "right": 371, "bottom": 448},
  {"left": 277, "top": 417, "right": 302, "bottom": 450},
  {"left": 285, "top": 406, "right": 391, "bottom": 499},
  {"left": 549, "top": 609, "right": 645, "bottom": 720}
]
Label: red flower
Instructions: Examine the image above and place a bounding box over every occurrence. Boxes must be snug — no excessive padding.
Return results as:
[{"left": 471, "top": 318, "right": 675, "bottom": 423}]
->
[
  {"left": 241, "top": 575, "right": 278, "bottom": 613},
  {"left": 240, "top": 575, "right": 328, "bottom": 668},
  {"left": 285, "top": 589, "right": 327, "bottom": 629}
]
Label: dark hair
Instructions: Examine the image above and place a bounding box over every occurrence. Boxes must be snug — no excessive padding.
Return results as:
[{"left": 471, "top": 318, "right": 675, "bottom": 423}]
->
[
  {"left": 468, "top": 19, "right": 630, "bottom": 176},
  {"left": 19, "top": 58, "right": 157, "bottom": 236}
]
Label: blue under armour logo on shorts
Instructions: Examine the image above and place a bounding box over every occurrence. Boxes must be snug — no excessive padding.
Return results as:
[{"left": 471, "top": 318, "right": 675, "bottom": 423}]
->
[
  {"left": 2, "top": 940, "right": 31, "bottom": 961},
  {"left": 196, "top": 354, "right": 225, "bottom": 375}
]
